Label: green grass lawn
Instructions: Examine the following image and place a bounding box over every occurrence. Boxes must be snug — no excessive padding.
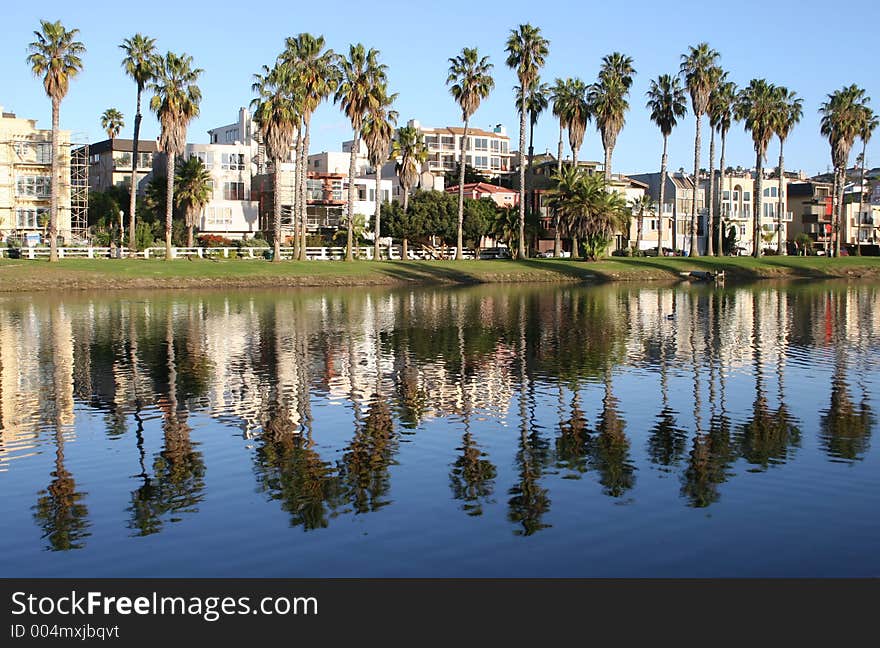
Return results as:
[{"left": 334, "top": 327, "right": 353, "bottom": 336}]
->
[{"left": 1, "top": 255, "right": 879, "bottom": 292}]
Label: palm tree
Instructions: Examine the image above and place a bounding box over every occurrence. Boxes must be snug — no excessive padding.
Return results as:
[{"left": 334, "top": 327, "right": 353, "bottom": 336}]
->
[
  {"left": 447, "top": 47, "right": 494, "bottom": 260},
  {"left": 630, "top": 194, "right": 654, "bottom": 253},
  {"left": 735, "top": 78, "right": 777, "bottom": 258},
  {"left": 646, "top": 74, "right": 687, "bottom": 256},
  {"left": 703, "top": 67, "right": 726, "bottom": 256},
  {"left": 855, "top": 108, "right": 878, "bottom": 254},
  {"left": 362, "top": 86, "right": 398, "bottom": 261},
  {"left": 545, "top": 166, "right": 629, "bottom": 261},
  {"left": 590, "top": 52, "right": 635, "bottom": 183},
  {"left": 174, "top": 156, "right": 211, "bottom": 247},
  {"left": 252, "top": 63, "right": 299, "bottom": 263},
  {"left": 771, "top": 87, "right": 803, "bottom": 256},
  {"left": 26, "top": 20, "right": 85, "bottom": 262},
  {"left": 280, "top": 34, "right": 339, "bottom": 260},
  {"left": 820, "top": 85, "right": 869, "bottom": 256},
  {"left": 120, "top": 34, "right": 158, "bottom": 255},
  {"left": 709, "top": 79, "right": 737, "bottom": 255},
  {"left": 516, "top": 80, "right": 549, "bottom": 219},
  {"left": 149, "top": 51, "right": 202, "bottom": 259},
  {"left": 680, "top": 43, "right": 720, "bottom": 256},
  {"left": 550, "top": 78, "right": 570, "bottom": 257},
  {"left": 391, "top": 125, "right": 427, "bottom": 214},
  {"left": 335, "top": 44, "right": 387, "bottom": 261},
  {"left": 506, "top": 24, "right": 550, "bottom": 259},
  {"left": 100, "top": 108, "right": 124, "bottom": 142}
]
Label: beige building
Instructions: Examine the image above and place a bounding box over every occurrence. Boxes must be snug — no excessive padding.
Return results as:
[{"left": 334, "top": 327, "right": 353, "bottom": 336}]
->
[
  {"left": 404, "top": 119, "right": 513, "bottom": 179},
  {"left": 0, "top": 110, "right": 85, "bottom": 243}
]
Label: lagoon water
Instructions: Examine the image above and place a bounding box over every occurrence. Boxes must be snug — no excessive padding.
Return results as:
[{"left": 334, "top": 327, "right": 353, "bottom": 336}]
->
[{"left": 0, "top": 282, "right": 878, "bottom": 577}]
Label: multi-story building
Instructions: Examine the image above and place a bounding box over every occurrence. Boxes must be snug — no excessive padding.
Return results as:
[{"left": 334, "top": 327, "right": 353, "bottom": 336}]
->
[
  {"left": 85, "top": 138, "right": 158, "bottom": 196},
  {"left": 786, "top": 181, "right": 833, "bottom": 252},
  {"left": 0, "top": 109, "right": 85, "bottom": 243},
  {"left": 630, "top": 171, "right": 706, "bottom": 254},
  {"left": 182, "top": 142, "right": 260, "bottom": 238},
  {"left": 404, "top": 119, "right": 513, "bottom": 179}
]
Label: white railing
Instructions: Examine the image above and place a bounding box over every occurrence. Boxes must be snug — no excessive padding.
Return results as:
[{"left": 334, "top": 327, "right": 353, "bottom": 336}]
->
[{"left": 3, "top": 245, "right": 478, "bottom": 261}]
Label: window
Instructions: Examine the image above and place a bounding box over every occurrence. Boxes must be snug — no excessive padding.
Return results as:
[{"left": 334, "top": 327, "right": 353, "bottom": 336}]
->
[
  {"left": 331, "top": 180, "right": 343, "bottom": 201},
  {"left": 221, "top": 153, "right": 246, "bottom": 170},
  {"left": 190, "top": 151, "right": 213, "bottom": 169},
  {"left": 491, "top": 156, "right": 501, "bottom": 170},
  {"left": 368, "top": 188, "right": 375, "bottom": 202},
  {"left": 16, "top": 175, "right": 51, "bottom": 198},
  {"left": 205, "top": 207, "right": 232, "bottom": 226},
  {"left": 743, "top": 191, "right": 751, "bottom": 201},
  {"left": 314, "top": 159, "right": 320, "bottom": 168},
  {"left": 13, "top": 141, "right": 52, "bottom": 163},
  {"left": 223, "top": 182, "right": 246, "bottom": 200},
  {"left": 440, "top": 135, "right": 454, "bottom": 150},
  {"left": 381, "top": 189, "right": 390, "bottom": 203},
  {"left": 722, "top": 190, "right": 730, "bottom": 200},
  {"left": 650, "top": 219, "right": 657, "bottom": 231},
  {"left": 474, "top": 138, "right": 488, "bottom": 151},
  {"left": 740, "top": 225, "right": 746, "bottom": 236},
  {"left": 425, "top": 135, "right": 438, "bottom": 148},
  {"left": 473, "top": 156, "right": 489, "bottom": 168},
  {"left": 113, "top": 151, "right": 133, "bottom": 168},
  {"left": 16, "top": 207, "right": 47, "bottom": 228},
  {"left": 307, "top": 178, "right": 323, "bottom": 201},
  {"left": 490, "top": 139, "right": 501, "bottom": 152},
  {"left": 138, "top": 152, "right": 153, "bottom": 168},
  {"left": 500, "top": 141, "right": 509, "bottom": 154}
]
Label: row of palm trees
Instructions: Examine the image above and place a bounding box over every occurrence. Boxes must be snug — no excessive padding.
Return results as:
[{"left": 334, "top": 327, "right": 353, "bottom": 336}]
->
[{"left": 26, "top": 21, "right": 876, "bottom": 263}]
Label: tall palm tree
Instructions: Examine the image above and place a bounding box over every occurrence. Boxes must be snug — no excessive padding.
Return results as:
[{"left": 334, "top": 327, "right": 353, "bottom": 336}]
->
[
  {"left": 646, "top": 74, "right": 687, "bottom": 256},
  {"left": 506, "top": 24, "right": 550, "bottom": 259},
  {"left": 280, "top": 34, "right": 339, "bottom": 260},
  {"left": 516, "top": 79, "right": 549, "bottom": 219},
  {"left": 771, "top": 87, "right": 803, "bottom": 256},
  {"left": 709, "top": 79, "right": 737, "bottom": 255},
  {"left": 447, "top": 47, "right": 494, "bottom": 260},
  {"left": 855, "top": 107, "right": 878, "bottom": 254},
  {"left": 550, "top": 78, "right": 570, "bottom": 257},
  {"left": 591, "top": 52, "right": 635, "bottom": 183},
  {"left": 120, "top": 34, "right": 158, "bottom": 255},
  {"left": 680, "top": 43, "right": 720, "bottom": 256},
  {"left": 174, "top": 156, "right": 211, "bottom": 247},
  {"left": 26, "top": 20, "right": 86, "bottom": 262},
  {"left": 820, "top": 85, "right": 869, "bottom": 256},
  {"left": 252, "top": 62, "right": 299, "bottom": 263},
  {"left": 391, "top": 125, "right": 427, "bottom": 215},
  {"left": 362, "top": 86, "right": 398, "bottom": 261},
  {"left": 100, "top": 108, "right": 125, "bottom": 142},
  {"left": 736, "top": 78, "right": 777, "bottom": 258},
  {"left": 335, "top": 44, "right": 387, "bottom": 261},
  {"left": 704, "top": 67, "right": 726, "bottom": 256},
  {"left": 149, "top": 51, "right": 202, "bottom": 260}
]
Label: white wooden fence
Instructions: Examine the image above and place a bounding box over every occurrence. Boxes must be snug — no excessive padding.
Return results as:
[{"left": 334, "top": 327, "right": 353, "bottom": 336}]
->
[{"left": 2, "top": 245, "right": 478, "bottom": 261}]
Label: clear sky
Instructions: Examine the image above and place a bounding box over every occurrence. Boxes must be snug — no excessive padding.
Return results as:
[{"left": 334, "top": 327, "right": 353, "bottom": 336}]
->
[{"left": 3, "top": 0, "right": 878, "bottom": 176}]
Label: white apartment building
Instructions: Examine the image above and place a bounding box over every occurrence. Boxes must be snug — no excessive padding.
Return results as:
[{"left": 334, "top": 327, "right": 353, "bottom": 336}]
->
[
  {"left": 184, "top": 142, "right": 260, "bottom": 238},
  {"left": 405, "top": 119, "right": 513, "bottom": 178}
]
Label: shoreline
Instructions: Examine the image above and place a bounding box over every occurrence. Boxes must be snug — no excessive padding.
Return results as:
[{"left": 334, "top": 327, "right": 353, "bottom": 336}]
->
[{"left": 2, "top": 256, "right": 880, "bottom": 293}]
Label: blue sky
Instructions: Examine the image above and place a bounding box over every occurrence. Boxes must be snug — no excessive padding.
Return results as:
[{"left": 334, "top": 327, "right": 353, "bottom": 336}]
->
[{"left": 3, "top": 0, "right": 878, "bottom": 176}]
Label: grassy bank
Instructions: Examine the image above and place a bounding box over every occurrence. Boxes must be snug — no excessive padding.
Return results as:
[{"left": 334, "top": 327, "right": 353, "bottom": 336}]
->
[{"left": 1, "top": 255, "right": 879, "bottom": 292}]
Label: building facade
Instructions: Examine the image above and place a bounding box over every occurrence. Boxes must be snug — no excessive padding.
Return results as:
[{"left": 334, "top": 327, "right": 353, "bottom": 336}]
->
[
  {"left": 405, "top": 119, "right": 513, "bottom": 179},
  {"left": 86, "top": 138, "right": 158, "bottom": 196},
  {"left": 0, "top": 110, "right": 83, "bottom": 243}
]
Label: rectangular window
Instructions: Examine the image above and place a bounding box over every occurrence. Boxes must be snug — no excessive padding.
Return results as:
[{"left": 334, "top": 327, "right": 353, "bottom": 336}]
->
[
  {"left": 490, "top": 139, "right": 501, "bottom": 152},
  {"left": 474, "top": 138, "right": 489, "bottom": 151},
  {"left": 474, "top": 156, "right": 489, "bottom": 168},
  {"left": 491, "top": 156, "right": 501, "bottom": 170},
  {"left": 743, "top": 191, "right": 751, "bottom": 201},
  {"left": 440, "top": 135, "right": 454, "bottom": 150},
  {"left": 190, "top": 151, "right": 212, "bottom": 169},
  {"left": 740, "top": 225, "right": 746, "bottom": 236},
  {"left": 113, "top": 151, "right": 133, "bottom": 168},
  {"left": 368, "top": 188, "right": 375, "bottom": 202},
  {"left": 425, "top": 135, "right": 438, "bottom": 148},
  {"left": 331, "top": 180, "right": 343, "bottom": 201},
  {"left": 500, "top": 141, "right": 509, "bottom": 154},
  {"left": 206, "top": 207, "right": 233, "bottom": 226},
  {"left": 722, "top": 190, "right": 730, "bottom": 200},
  {"left": 16, "top": 175, "right": 51, "bottom": 198},
  {"left": 221, "top": 153, "right": 246, "bottom": 170},
  {"left": 307, "top": 178, "right": 323, "bottom": 201},
  {"left": 15, "top": 207, "right": 47, "bottom": 228},
  {"left": 223, "top": 182, "right": 246, "bottom": 200}
]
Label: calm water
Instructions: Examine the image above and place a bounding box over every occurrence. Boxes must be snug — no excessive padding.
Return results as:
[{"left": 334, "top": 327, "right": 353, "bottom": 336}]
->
[{"left": 0, "top": 282, "right": 878, "bottom": 577}]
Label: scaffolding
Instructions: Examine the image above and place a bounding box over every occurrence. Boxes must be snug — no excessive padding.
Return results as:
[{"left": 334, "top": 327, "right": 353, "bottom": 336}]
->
[{"left": 69, "top": 137, "right": 88, "bottom": 242}]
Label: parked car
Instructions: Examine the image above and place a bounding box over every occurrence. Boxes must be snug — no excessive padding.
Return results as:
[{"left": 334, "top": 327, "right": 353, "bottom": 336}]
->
[{"left": 480, "top": 247, "right": 511, "bottom": 260}]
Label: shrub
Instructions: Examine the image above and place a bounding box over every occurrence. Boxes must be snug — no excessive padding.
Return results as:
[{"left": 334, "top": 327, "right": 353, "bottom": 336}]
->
[{"left": 197, "top": 234, "right": 235, "bottom": 248}]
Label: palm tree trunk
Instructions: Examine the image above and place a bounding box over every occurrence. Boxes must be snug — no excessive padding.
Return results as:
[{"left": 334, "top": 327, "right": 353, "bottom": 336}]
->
[
  {"left": 373, "top": 170, "right": 381, "bottom": 261},
  {"left": 636, "top": 208, "right": 644, "bottom": 252},
  {"left": 707, "top": 127, "right": 716, "bottom": 256},
  {"left": 571, "top": 148, "right": 579, "bottom": 258},
  {"left": 830, "top": 167, "right": 839, "bottom": 256},
  {"left": 402, "top": 237, "right": 408, "bottom": 261},
  {"left": 187, "top": 224, "right": 194, "bottom": 248},
  {"left": 456, "top": 118, "right": 470, "bottom": 260},
  {"left": 273, "top": 162, "right": 282, "bottom": 263},
  {"left": 753, "top": 150, "right": 762, "bottom": 258},
  {"left": 300, "top": 116, "right": 311, "bottom": 260},
  {"left": 777, "top": 141, "right": 786, "bottom": 255},
  {"left": 518, "top": 101, "right": 527, "bottom": 259},
  {"left": 292, "top": 129, "right": 302, "bottom": 261},
  {"left": 603, "top": 142, "right": 613, "bottom": 184},
  {"left": 689, "top": 114, "right": 701, "bottom": 257},
  {"left": 346, "top": 131, "right": 359, "bottom": 261},
  {"left": 836, "top": 165, "right": 846, "bottom": 257},
  {"left": 717, "top": 130, "right": 727, "bottom": 256},
  {"left": 164, "top": 153, "right": 175, "bottom": 260},
  {"left": 857, "top": 141, "right": 867, "bottom": 255},
  {"left": 49, "top": 97, "right": 60, "bottom": 262},
  {"left": 658, "top": 134, "right": 669, "bottom": 257},
  {"left": 553, "top": 123, "right": 563, "bottom": 258},
  {"left": 128, "top": 89, "right": 142, "bottom": 256}
]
